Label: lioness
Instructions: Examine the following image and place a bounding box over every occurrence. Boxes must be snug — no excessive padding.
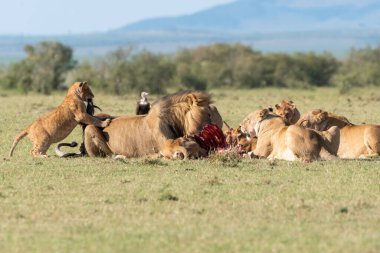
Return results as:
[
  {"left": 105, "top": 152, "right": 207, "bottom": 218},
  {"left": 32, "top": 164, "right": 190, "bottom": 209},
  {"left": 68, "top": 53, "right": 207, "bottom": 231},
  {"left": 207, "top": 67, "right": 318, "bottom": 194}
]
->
[
  {"left": 298, "top": 109, "right": 380, "bottom": 159},
  {"left": 9, "top": 81, "right": 111, "bottom": 157},
  {"left": 274, "top": 100, "right": 301, "bottom": 125},
  {"left": 240, "top": 108, "right": 339, "bottom": 162}
]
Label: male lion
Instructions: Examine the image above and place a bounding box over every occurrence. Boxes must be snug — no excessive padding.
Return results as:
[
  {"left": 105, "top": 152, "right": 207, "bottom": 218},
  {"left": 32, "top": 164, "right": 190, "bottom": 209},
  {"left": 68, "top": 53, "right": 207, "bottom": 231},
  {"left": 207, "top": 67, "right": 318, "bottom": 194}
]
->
[
  {"left": 240, "top": 108, "right": 339, "bottom": 162},
  {"left": 9, "top": 81, "right": 111, "bottom": 157},
  {"left": 209, "top": 105, "right": 223, "bottom": 128},
  {"left": 80, "top": 90, "right": 215, "bottom": 158},
  {"left": 274, "top": 100, "right": 301, "bottom": 125},
  {"left": 298, "top": 109, "right": 380, "bottom": 159}
]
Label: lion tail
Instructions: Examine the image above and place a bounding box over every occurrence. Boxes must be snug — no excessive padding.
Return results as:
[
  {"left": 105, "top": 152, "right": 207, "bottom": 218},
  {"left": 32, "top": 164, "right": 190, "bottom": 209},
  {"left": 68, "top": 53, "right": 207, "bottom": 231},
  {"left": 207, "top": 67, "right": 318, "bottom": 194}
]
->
[
  {"left": 9, "top": 130, "right": 28, "bottom": 157},
  {"left": 55, "top": 141, "right": 83, "bottom": 158}
]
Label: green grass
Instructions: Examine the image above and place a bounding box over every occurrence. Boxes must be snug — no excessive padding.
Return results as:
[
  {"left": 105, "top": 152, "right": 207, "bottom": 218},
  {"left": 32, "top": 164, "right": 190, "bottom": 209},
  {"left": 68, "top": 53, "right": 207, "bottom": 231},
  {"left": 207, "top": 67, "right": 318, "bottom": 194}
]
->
[{"left": 1, "top": 88, "right": 380, "bottom": 253}]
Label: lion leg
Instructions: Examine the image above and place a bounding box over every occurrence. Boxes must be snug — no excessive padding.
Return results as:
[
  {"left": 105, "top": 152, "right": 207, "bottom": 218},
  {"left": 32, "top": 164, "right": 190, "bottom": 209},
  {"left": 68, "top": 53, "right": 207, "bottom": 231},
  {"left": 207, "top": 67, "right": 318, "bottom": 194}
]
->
[
  {"left": 360, "top": 142, "right": 380, "bottom": 159},
  {"left": 28, "top": 131, "right": 51, "bottom": 158},
  {"left": 160, "top": 139, "right": 188, "bottom": 160},
  {"left": 362, "top": 128, "right": 380, "bottom": 158},
  {"left": 84, "top": 125, "right": 113, "bottom": 157},
  {"left": 319, "top": 147, "right": 337, "bottom": 160},
  {"left": 31, "top": 140, "right": 50, "bottom": 158}
]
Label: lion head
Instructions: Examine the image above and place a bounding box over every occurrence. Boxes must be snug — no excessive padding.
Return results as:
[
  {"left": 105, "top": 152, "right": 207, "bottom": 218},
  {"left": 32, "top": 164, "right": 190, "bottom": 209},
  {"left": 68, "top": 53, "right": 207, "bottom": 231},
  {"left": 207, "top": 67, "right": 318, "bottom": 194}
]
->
[
  {"left": 160, "top": 137, "right": 207, "bottom": 160},
  {"left": 240, "top": 108, "right": 275, "bottom": 137},
  {"left": 149, "top": 90, "right": 213, "bottom": 138},
  {"left": 298, "top": 109, "right": 352, "bottom": 131},
  {"left": 275, "top": 100, "right": 300, "bottom": 125},
  {"left": 225, "top": 126, "right": 256, "bottom": 152},
  {"left": 68, "top": 81, "right": 94, "bottom": 101}
]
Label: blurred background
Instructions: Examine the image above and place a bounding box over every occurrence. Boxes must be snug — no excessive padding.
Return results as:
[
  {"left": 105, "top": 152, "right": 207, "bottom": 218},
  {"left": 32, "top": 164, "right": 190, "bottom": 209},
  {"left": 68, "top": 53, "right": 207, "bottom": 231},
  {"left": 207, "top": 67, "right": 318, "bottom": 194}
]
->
[{"left": 1, "top": 0, "right": 379, "bottom": 94}]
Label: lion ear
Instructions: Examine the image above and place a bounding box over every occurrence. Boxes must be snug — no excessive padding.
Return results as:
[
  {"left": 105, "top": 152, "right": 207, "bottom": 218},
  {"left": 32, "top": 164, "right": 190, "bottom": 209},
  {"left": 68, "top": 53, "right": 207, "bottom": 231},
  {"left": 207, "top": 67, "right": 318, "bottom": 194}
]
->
[
  {"left": 320, "top": 111, "right": 328, "bottom": 119},
  {"left": 79, "top": 81, "right": 88, "bottom": 88},
  {"left": 186, "top": 94, "right": 197, "bottom": 106},
  {"left": 288, "top": 100, "right": 296, "bottom": 109},
  {"left": 275, "top": 104, "right": 280, "bottom": 110},
  {"left": 259, "top": 109, "right": 269, "bottom": 118}
]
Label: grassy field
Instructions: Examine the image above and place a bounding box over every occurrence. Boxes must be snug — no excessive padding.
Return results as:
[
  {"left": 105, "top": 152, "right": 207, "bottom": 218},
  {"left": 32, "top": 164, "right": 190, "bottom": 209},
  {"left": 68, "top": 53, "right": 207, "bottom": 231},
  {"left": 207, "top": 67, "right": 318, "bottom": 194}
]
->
[{"left": 1, "top": 87, "right": 380, "bottom": 253}]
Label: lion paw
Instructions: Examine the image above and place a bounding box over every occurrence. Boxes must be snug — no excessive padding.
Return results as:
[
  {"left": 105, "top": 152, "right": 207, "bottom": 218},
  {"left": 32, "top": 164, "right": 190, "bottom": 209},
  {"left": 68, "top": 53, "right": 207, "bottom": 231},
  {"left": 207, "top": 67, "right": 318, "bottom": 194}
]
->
[
  {"left": 244, "top": 151, "right": 257, "bottom": 159},
  {"left": 34, "top": 154, "right": 48, "bottom": 158},
  {"left": 173, "top": 151, "right": 186, "bottom": 160},
  {"left": 113, "top": 154, "right": 127, "bottom": 160}
]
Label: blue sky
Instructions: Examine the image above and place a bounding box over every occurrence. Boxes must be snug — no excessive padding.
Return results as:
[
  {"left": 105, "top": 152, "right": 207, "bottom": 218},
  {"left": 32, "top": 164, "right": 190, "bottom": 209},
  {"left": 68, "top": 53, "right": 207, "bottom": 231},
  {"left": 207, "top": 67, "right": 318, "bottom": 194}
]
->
[
  {"left": 1, "top": 0, "right": 377, "bottom": 35},
  {"left": 0, "top": 0, "right": 234, "bottom": 35}
]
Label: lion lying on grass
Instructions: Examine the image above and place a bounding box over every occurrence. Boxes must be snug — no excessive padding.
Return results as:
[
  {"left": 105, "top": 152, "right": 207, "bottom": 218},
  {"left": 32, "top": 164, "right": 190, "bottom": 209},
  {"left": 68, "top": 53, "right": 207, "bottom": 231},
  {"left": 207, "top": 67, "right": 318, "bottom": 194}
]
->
[
  {"left": 9, "top": 81, "right": 111, "bottom": 157},
  {"left": 298, "top": 109, "right": 380, "bottom": 159},
  {"left": 240, "top": 108, "right": 339, "bottom": 162},
  {"left": 57, "top": 90, "right": 219, "bottom": 159}
]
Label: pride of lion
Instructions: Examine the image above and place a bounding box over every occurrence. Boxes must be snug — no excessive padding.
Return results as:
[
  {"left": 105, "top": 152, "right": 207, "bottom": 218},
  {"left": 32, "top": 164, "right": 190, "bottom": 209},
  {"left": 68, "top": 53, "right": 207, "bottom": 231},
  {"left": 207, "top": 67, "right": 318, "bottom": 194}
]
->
[{"left": 8, "top": 82, "right": 380, "bottom": 162}]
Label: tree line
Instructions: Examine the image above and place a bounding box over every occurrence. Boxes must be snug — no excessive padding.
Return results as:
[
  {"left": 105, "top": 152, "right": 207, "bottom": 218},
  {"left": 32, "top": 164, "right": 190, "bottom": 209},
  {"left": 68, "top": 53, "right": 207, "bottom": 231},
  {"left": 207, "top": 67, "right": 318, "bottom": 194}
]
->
[{"left": 0, "top": 41, "right": 379, "bottom": 94}]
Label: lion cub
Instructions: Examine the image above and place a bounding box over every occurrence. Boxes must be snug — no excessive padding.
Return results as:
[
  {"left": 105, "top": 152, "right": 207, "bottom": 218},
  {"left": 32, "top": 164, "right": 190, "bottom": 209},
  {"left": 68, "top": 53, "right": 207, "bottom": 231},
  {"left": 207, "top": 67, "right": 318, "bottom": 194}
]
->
[
  {"left": 274, "top": 100, "right": 301, "bottom": 125},
  {"left": 9, "top": 81, "right": 111, "bottom": 157}
]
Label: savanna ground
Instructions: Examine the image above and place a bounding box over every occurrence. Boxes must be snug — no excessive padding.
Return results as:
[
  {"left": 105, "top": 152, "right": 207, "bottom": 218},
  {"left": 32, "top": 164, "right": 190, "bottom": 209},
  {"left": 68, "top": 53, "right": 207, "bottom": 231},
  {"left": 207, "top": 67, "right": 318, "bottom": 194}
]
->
[{"left": 1, "top": 87, "right": 380, "bottom": 253}]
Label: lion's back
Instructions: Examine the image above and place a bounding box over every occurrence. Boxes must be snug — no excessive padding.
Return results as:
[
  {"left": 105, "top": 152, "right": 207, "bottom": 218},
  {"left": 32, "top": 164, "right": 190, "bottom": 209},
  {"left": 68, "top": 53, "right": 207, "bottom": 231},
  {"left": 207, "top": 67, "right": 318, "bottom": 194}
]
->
[
  {"left": 285, "top": 125, "right": 320, "bottom": 159},
  {"left": 28, "top": 103, "right": 76, "bottom": 142}
]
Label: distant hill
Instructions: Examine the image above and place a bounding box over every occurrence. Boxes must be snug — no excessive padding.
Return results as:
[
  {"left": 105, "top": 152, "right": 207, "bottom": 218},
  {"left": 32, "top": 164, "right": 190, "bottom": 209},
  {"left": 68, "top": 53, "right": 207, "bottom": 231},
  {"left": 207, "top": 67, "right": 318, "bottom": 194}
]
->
[
  {"left": 116, "top": 0, "right": 380, "bottom": 32},
  {"left": 1, "top": 0, "right": 380, "bottom": 63}
]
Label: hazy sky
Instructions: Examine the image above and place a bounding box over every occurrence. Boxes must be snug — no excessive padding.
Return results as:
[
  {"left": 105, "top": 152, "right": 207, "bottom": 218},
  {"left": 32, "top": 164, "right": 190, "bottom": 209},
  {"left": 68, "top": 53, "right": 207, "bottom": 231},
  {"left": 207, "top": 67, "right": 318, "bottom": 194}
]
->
[
  {"left": 280, "top": 0, "right": 377, "bottom": 8},
  {"left": 1, "top": 0, "right": 376, "bottom": 35},
  {"left": 0, "top": 0, "right": 234, "bottom": 35}
]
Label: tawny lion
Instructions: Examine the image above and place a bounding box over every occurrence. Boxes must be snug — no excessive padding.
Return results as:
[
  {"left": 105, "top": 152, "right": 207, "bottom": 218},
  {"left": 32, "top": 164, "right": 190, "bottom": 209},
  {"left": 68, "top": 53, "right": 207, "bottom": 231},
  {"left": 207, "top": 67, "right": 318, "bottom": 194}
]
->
[
  {"left": 274, "top": 100, "right": 301, "bottom": 125},
  {"left": 240, "top": 108, "right": 339, "bottom": 162},
  {"left": 298, "top": 109, "right": 380, "bottom": 159},
  {"left": 9, "top": 81, "right": 111, "bottom": 157},
  {"left": 58, "top": 90, "right": 219, "bottom": 158}
]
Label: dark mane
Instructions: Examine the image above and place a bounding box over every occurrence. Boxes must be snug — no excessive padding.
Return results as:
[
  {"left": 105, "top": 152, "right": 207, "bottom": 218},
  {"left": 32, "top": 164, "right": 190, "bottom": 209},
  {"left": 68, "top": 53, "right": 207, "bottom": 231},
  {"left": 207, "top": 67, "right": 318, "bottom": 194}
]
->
[{"left": 149, "top": 90, "right": 212, "bottom": 139}]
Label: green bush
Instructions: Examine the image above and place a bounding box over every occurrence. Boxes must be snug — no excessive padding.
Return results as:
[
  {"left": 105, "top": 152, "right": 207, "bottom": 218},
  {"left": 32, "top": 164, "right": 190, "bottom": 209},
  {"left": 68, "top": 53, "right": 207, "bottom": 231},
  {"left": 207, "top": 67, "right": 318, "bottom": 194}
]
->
[
  {"left": 333, "top": 45, "right": 380, "bottom": 93},
  {"left": 1, "top": 41, "right": 76, "bottom": 94},
  {"left": 4, "top": 42, "right": 380, "bottom": 95}
]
